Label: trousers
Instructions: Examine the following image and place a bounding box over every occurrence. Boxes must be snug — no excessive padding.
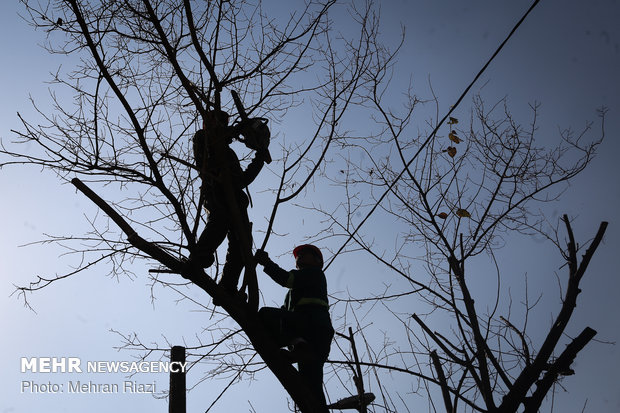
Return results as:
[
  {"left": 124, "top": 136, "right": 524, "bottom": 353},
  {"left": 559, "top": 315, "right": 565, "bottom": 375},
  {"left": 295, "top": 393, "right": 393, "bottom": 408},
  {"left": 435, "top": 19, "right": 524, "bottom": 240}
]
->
[
  {"left": 194, "top": 193, "right": 251, "bottom": 291},
  {"left": 258, "top": 306, "right": 334, "bottom": 409}
]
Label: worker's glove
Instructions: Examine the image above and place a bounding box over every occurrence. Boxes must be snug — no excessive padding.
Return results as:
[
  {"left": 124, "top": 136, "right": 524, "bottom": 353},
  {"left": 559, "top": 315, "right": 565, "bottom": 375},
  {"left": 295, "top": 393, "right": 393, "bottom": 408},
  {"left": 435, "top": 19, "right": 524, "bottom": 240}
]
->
[
  {"left": 254, "top": 249, "right": 270, "bottom": 266},
  {"left": 256, "top": 147, "right": 271, "bottom": 163}
]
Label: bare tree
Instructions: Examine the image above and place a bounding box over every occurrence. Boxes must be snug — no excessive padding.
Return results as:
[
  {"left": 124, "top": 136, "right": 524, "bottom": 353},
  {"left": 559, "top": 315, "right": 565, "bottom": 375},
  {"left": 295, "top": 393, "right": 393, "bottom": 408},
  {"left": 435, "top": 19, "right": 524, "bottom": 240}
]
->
[
  {"left": 2, "top": 0, "right": 388, "bottom": 411},
  {"left": 2, "top": 0, "right": 608, "bottom": 412},
  {"left": 317, "top": 90, "right": 607, "bottom": 411}
]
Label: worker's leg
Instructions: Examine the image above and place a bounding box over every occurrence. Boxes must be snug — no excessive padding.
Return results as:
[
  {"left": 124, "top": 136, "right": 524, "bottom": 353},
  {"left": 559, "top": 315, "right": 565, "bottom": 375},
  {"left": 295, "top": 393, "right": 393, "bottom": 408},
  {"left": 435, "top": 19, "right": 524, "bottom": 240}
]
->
[
  {"left": 193, "top": 207, "right": 228, "bottom": 268},
  {"left": 258, "top": 307, "right": 299, "bottom": 347},
  {"left": 298, "top": 309, "right": 334, "bottom": 357},
  {"left": 297, "top": 309, "right": 334, "bottom": 409},
  {"left": 298, "top": 357, "right": 328, "bottom": 410},
  {"left": 219, "top": 224, "right": 244, "bottom": 292},
  {"left": 219, "top": 191, "right": 253, "bottom": 292}
]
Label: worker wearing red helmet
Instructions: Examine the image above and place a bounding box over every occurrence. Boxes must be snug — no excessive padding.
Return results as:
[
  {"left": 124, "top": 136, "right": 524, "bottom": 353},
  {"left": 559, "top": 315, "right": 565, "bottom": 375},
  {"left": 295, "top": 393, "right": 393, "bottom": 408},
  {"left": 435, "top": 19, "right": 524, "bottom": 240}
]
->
[{"left": 255, "top": 244, "right": 334, "bottom": 410}]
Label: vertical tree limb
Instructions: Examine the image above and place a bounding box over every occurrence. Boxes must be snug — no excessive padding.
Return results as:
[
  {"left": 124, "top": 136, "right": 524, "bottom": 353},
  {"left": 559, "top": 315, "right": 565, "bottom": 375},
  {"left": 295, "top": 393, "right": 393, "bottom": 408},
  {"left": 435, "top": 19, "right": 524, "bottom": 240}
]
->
[{"left": 431, "top": 350, "right": 454, "bottom": 413}]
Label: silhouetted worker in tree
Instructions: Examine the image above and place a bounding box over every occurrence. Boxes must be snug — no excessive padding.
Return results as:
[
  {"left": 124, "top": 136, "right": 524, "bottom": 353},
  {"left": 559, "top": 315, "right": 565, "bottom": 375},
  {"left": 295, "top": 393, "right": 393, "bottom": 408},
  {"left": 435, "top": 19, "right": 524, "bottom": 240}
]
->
[
  {"left": 188, "top": 109, "right": 269, "bottom": 298},
  {"left": 255, "top": 244, "right": 334, "bottom": 410}
]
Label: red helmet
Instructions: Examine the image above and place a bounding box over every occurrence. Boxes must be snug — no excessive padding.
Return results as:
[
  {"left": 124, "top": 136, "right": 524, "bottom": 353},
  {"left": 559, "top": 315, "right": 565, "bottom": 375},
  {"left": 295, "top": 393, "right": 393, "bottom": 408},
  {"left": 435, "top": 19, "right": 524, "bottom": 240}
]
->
[{"left": 293, "top": 244, "right": 323, "bottom": 266}]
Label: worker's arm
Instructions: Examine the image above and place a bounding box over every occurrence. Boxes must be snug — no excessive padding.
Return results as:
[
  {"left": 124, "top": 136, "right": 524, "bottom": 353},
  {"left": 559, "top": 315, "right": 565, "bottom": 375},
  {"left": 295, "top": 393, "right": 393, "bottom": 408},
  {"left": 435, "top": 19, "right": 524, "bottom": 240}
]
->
[
  {"left": 239, "top": 152, "right": 265, "bottom": 188},
  {"left": 255, "top": 249, "right": 292, "bottom": 287}
]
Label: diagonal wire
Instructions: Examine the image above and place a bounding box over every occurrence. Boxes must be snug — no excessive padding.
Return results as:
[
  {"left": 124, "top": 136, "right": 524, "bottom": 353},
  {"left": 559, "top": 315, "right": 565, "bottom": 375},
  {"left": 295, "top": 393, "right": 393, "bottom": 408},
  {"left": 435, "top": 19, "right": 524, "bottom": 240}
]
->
[
  {"left": 204, "top": 353, "right": 258, "bottom": 413},
  {"left": 324, "top": 0, "right": 542, "bottom": 270}
]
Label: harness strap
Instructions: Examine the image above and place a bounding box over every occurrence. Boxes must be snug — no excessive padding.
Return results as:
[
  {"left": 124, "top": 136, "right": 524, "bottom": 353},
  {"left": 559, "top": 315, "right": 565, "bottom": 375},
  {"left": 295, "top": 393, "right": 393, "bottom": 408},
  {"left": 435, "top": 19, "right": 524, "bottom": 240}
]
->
[{"left": 295, "top": 297, "right": 329, "bottom": 309}]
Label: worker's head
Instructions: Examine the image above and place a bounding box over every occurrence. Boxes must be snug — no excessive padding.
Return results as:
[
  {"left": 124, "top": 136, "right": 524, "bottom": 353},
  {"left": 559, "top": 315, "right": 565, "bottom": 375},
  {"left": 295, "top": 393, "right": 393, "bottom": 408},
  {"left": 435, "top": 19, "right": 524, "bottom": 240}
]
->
[
  {"left": 293, "top": 244, "right": 323, "bottom": 269},
  {"left": 201, "top": 110, "right": 233, "bottom": 144},
  {"left": 203, "top": 110, "right": 230, "bottom": 128}
]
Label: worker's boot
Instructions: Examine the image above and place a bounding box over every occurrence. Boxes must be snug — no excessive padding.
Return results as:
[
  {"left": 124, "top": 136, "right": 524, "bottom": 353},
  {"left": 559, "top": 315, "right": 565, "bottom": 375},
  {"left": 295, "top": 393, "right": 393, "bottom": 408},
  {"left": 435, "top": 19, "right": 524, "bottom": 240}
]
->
[
  {"left": 213, "top": 274, "right": 247, "bottom": 306},
  {"left": 182, "top": 251, "right": 215, "bottom": 276},
  {"left": 212, "top": 253, "right": 246, "bottom": 306},
  {"left": 285, "top": 338, "right": 313, "bottom": 363},
  {"left": 213, "top": 287, "right": 247, "bottom": 307}
]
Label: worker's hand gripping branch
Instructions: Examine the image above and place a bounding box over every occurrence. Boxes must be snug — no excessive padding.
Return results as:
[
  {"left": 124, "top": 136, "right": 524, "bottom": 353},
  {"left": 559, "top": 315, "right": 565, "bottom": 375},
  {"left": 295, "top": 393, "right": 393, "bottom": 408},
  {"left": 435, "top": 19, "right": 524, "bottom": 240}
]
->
[{"left": 254, "top": 249, "right": 272, "bottom": 266}]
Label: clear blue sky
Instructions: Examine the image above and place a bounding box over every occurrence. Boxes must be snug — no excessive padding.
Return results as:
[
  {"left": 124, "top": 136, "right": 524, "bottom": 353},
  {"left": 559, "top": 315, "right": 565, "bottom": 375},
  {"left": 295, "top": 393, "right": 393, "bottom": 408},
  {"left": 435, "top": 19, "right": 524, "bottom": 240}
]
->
[{"left": 1, "top": 1, "right": 619, "bottom": 412}]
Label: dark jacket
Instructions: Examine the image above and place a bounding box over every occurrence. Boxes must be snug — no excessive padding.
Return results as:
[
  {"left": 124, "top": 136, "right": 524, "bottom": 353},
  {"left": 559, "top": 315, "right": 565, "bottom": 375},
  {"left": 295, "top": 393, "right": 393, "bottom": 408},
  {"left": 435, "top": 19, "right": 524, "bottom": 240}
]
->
[
  {"left": 262, "top": 262, "right": 329, "bottom": 312},
  {"left": 193, "top": 129, "right": 263, "bottom": 208}
]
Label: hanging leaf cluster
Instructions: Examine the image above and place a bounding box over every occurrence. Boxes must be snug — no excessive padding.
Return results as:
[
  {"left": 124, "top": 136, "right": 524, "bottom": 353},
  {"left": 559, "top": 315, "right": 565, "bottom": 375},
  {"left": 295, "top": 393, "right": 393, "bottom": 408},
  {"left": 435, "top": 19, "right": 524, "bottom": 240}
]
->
[
  {"left": 436, "top": 117, "right": 471, "bottom": 219},
  {"left": 449, "top": 130, "right": 461, "bottom": 144},
  {"left": 436, "top": 209, "right": 471, "bottom": 219},
  {"left": 442, "top": 117, "right": 462, "bottom": 158}
]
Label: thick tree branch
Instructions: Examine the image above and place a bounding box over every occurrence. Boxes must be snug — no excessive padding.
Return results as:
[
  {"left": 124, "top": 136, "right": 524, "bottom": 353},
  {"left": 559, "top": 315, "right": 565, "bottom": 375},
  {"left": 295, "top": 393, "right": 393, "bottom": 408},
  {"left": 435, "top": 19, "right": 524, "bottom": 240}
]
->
[
  {"left": 499, "top": 218, "right": 608, "bottom": 412},
  {"left": 431, "top": 350, "right": 454, "bottom": 413},
  {"left": 523, "top": 327, "right": 597, "bottom": 413}
]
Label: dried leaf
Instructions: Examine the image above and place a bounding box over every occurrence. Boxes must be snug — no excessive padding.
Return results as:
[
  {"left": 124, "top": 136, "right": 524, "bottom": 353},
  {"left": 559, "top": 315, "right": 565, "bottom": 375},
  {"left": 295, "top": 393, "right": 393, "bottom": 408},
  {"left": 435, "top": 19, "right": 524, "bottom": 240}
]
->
[
  {"left": 437, "top": 212, "right": 448, "bottom": 219},
  {"left": 449, "top": 130, "right": 461, "bottom": 144},
  {"left": 447, "top": 146, "right": 457, "bottom": 157},
  {"left": 447, "top": 117, "right": 459, "bottom": 125},
  {"left": 456, "top": 208, "right": 471, "bottom": 218}
]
